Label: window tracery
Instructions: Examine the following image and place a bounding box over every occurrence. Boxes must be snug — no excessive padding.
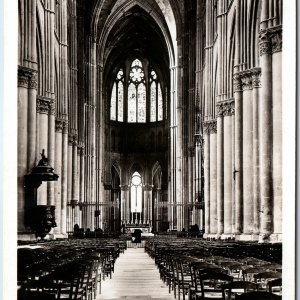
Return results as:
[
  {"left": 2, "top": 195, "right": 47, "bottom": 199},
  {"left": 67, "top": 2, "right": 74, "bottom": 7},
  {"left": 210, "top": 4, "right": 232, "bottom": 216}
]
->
[{"left": 110, "top": 60, "right": 164, "bottom": 123}]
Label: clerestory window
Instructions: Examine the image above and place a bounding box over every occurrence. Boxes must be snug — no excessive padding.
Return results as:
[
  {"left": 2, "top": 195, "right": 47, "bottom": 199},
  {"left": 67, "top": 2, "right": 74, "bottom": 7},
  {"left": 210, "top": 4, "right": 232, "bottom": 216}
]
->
[{"left": 110, "top": 59, "right": 164, "bottom": 123}]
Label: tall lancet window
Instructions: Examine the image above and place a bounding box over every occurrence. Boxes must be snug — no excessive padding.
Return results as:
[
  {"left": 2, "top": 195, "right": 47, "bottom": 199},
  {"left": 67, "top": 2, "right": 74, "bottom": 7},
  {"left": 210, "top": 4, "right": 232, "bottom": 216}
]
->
[
  {"left": 130, "top": 172, "right": 142, "bottom": 212},
  {"left": 110, "top": 69, "right": 124, "bottom": 121},
  {"left": 128, "top": 59, "right": 146, "bottom": 123},
  {"left": 150, "top": 70, "right": 163, "bottom": 122}
]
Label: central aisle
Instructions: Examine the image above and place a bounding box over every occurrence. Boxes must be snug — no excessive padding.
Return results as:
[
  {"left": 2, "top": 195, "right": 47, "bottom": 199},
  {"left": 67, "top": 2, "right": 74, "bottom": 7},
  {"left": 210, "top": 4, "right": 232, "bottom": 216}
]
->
[{"left": 98, "top": 248, "right": 175, "bottom": 300}]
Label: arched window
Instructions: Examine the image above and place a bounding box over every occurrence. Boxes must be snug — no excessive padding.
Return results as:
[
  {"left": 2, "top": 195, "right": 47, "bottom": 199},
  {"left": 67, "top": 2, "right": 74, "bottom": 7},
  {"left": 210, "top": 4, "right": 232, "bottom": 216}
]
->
[
  {"left": 109, "top": 61, "right": 164, "bottom": 123},
  {"left": 130, "top": 172, "right": 142, "bottom": 213},
  {"left": 150, "top": 70, "right": 163, "bottom": 122},
  {"left": 110, "top": 69, "right": 124, "bottom": 121},
  {"left": 128, "top": 59, "right": 146, "bottom": 123}
]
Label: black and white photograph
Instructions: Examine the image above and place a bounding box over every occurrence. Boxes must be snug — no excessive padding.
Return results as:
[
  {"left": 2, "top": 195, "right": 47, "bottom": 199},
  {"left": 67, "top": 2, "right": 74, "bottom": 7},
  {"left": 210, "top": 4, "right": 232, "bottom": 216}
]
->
[{"left": 2, "top": 0, "right": 296, "bottom": 299}]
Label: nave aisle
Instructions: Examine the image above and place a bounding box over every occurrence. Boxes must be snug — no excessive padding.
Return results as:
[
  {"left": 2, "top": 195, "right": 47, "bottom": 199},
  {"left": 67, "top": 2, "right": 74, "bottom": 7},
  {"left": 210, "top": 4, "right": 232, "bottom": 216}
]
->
[{"left": 98, "top": 248, "right": 175, "bottom": 300}]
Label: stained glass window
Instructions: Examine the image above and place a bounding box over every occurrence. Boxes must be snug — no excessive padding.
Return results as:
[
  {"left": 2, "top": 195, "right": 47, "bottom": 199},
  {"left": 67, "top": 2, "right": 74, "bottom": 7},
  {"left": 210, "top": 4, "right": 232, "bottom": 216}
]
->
[
  {"left": 137, "top": 84, "right": 146, "bottom": 122},
  {"left": 130, "top": 172, "right": 142, "bottom": 212},
  {"left": 128, "top": 83, "right": 136, "bottom": 123},
  {"left": 110, "top": 63, "right": 164, "bottom": 123},
  {"left": 128, "top": 59, "right": 146, "bottom": 123},
  {"left": 150, "top": 82, "right": 156, "bottom": 122},
  {"left": 158, "top": 83, "right": 163, "bottom": 121},
  {"left": 110, "top": 83, "right": 116, "bottom": 121},
  {"left": 110, "top": 69, "right": 124, "bottom": 121},
  {"left": 150, "top": 70, "right": 163, "bottom": 122},
  {"left": 117, "top": 81, "right": 123, "bottom": 121}
]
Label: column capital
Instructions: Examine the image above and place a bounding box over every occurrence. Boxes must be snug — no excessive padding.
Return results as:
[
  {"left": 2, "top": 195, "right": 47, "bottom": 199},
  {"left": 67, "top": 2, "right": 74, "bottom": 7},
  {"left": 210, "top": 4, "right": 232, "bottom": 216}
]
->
[
  {"left": 37, "top": 97, "right": 50, "bottom": 114},
  {"left": 62, "top": 119, "right": 69, "bottom": 134},
  {"left": 259, "top": 25, "right": 282, "bottom": 55},
  {"left": 55, "top": 119, "right": 64, "bottom": 132},
  {"left": 252, "top": 68, "right": 262, "bottom": 88},
  {"left": 68, "top": 133, "right": 78, "bottom": 146},
  {"left": 240, "top": 71, "right": 253, "bottom": 90},
  {"left": 28, "top": 72, "right": 38, "bottom": 90},
  {"left": 216, "top": 99, "right": 235, "bottom": 117},
  {"left": 233, "top": 73, "right": 242, "bottom": 92},
  {"left": 203, "top": 120, "right": 217, "bottom": 135},
  {"left": 233, "top": 68, "right": 262, "bottom": 91},
  {"left": 18, "top": 66, "right": 37, "bottom": 88}
]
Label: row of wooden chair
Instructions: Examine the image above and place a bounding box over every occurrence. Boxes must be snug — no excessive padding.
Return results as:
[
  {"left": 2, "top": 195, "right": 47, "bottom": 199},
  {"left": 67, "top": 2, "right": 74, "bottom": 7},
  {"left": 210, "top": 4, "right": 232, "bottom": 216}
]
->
[
  {"left": 147, "top": 240, "right": 282, "bottom": 300},
  {"left": 18, "top": 238, "right": 127, "bottom": 299}
]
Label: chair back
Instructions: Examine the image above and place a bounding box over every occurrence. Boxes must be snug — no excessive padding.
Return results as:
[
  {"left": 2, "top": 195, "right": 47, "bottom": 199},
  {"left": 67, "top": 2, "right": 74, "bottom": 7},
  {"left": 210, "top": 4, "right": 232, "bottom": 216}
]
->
[
  {"left": 221, "top": 281, "right": 258, "bottom": 300},
  {"left": 199, "top": 271, "right": 233, "bottom": 299}
]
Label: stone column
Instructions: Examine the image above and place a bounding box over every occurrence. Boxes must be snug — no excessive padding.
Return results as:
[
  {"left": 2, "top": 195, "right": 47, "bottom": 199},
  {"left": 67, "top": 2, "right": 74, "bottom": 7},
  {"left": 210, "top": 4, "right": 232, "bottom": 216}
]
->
[
  {"left": 208, "top": 121, "right": 217, "bottom": 234},
  {"left": 241, "top": 71, "right": 254, "bottom": 235},
  {"left": 27, "top": 71, "right": 38, "bottom": 170},
  {"left": 47, "top": 100, "right": 56, "bottom": 206},
  {"left": 18, "top": 67, "right": 29, "bottom": 231},
  {"left": 37, "top": 97, "right": 49, "bottom": 205},
  {"left": 271, "top": 27, "right": 282, "bottom": 236},
  {"left": 143, "top": 186, "right": 150, "bottom": 224},
  {"left": 54, "top": 119, "right": 63, "bottom": 235},
  {"left": 219, "top": 100, "right": 235, "bottom": 235},
  {"left": 252, "top": 69, "right": 261, "bottom": 234},
  {"left": 67, "top": 134, "right": 73, "bottom": 231},
  {"left": 120, "top": 185, "right": 129, "bottom": 224},
  {"left": 259, "top": 29, "right": 273, "bottom": 236},
  {"left": 78, "top": 145, "right": 85, "bottom": 228},
  {"left": 72, "top": 134, "right": 79, "bottom": 226},
  {"left": 203, "top": 129, "right": 210, "bottom": 235},
  {"left": 216, "top": 106, "right": 224, "bottom": 235},
  {"left": 233, "top": 74, "right": 243, "bottom": 234},
  {"left": 61, "top": 120, "right": 68, "bottom": 235}
]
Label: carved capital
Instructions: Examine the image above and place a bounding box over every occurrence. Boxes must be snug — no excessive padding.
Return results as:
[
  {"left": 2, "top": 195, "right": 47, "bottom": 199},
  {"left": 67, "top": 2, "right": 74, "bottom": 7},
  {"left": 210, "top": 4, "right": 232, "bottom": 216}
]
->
[
  {"left": 73, "top": 134, "right": 78, "bottom": 146},
  {"left": 203, "top": 120, "right": 217, "bottom": 135},
  {"left": 18, "top": 67, "right": 30, "bottom": 88},
  {"left": 37, "top": 97, "right": 50, "bottom": 114},
  {"left": 259, "top": 26, "right": 282, "bottom": 55},
  {"left": 28, "top": 72, "right": 38, "bottom": 89},
  {"left": 18, "top": 66, "right": 38, "bottom": 89},
  {"left": 259, "top": 30, "right": 272, "bottom": 55},
  {"left": 68, "top": 134, "right": 74, "bottom": 145},
  {"left": 233, "top": 73, "right": 242, "bottom": 92},
  {"left": 269, "top": 25, "right": 282, "bottom": 53},
  {"left": 49, "top": 100, "right": 56, "bottom": 115},
  {"left": 216, "top": 99, "right": 235, "bottom": 117},
  {"left": 62, "top": 120, "right": 69, "bottom": 134},
  {"left": 252, "top": 68, "right": 262, "bottom": 88},
  {"left": 55, "top": 119, "right": 63, "bottom": 132},
  {"left": 240, "top": 71, "right": 253, "bottom": 90}
]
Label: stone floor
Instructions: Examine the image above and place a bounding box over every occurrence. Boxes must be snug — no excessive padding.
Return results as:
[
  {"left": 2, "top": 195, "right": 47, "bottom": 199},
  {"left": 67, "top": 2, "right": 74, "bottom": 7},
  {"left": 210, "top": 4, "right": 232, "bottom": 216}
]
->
[{"left": 97, "top": 248, "right": 175, "bottom": 300}]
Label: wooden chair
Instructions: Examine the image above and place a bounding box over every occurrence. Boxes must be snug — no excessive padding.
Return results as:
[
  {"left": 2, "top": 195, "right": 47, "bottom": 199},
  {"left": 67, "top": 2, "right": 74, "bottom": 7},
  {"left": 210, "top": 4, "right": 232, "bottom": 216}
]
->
[
  {"left": 253, "top": 271, "right": 282, "bottom": 291},
  {"left": 221, "top": 281, "right": 258, "bottom": 300},
  {"left": 175, "top": 257, "right": 193, "bottom": 300},
  {"left": 235, "top": 291, "right": 282, "bottom": 300},
  {"left": 198, "top": 272, "right": 233, "bottom": 300}
]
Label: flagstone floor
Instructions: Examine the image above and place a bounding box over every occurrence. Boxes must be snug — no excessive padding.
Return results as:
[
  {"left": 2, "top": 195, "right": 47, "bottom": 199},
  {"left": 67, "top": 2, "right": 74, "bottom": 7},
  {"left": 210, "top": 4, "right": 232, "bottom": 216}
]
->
[{"left": 97, "top": 248, "right": 175, "bottom": 300}]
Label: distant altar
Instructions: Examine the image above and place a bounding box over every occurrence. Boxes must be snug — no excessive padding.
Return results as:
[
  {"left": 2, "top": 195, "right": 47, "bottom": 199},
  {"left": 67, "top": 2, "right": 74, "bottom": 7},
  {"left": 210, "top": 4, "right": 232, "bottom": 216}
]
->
[{"left": 123, "top": 223, "right": 153, "bottom": 236}]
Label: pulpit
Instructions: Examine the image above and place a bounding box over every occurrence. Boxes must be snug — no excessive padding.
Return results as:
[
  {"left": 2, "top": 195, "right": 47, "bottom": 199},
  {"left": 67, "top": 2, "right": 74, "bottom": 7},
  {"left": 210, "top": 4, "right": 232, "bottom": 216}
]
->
[{"left": 24, "top": 150, "right": 59, "bottom": 238}]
